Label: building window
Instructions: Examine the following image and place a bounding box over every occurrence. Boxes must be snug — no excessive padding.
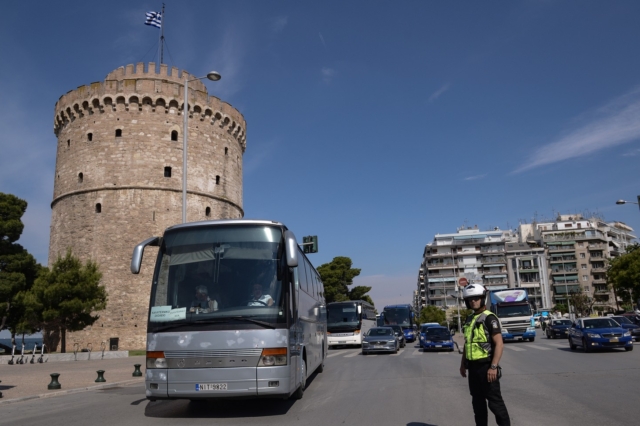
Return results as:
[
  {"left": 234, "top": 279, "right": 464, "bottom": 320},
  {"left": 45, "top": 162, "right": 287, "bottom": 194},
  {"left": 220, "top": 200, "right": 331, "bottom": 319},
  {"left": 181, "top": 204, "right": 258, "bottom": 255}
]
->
[
  {"left": 205, "top": 207, "right": 211, "bottom": 217},
  {"left": 565, "top": 223, "right": 572, "bottom": 228},
  {"left": 115, "top": 129, "right": 122, "bottom": 137},
  {"left": 578, "top": 242, "right": 584, "bottom": 247},
  {"left": 580, "top": 253, "right": 585, "bottom": 258},
  {"left": 584, "top": 286, "right": 590, "bottom": 293},
  {"left": 171, "top": 130, "right": 178, "bottom": 141},
  {"left": 216, "top": 175, "right": 220, "bottom": 185},
  {"left": 581, "top": 264, "right": 587, "bottom": 269},
  {"left": 582, "top": 275, "right": 588, "bottom": 281},
  {"left": 87, "top": 133, "right": 93, "bottom": 141},
  {"left": 164, "top": 167, "right": 172, "bottom": 178},
  {"left": 95, "top": 203, "right": 102, "bottom": 213},
  {"left": 78, "top": 172, "right": 83, "bottom": 183}
]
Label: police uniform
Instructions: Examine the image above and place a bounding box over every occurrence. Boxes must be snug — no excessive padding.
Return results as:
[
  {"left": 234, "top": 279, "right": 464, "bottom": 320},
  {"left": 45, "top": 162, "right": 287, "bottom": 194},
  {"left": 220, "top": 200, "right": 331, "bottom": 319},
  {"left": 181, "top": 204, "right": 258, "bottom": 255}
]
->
[{"left": 463, "top": 309, "right": 510, "bottom": 426}]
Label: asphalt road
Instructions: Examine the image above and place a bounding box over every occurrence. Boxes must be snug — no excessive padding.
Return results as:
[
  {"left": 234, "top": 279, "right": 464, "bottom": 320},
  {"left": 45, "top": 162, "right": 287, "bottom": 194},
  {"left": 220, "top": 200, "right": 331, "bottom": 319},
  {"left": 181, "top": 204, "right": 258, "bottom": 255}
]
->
[{"left": 1, "top": 338, "right": 639, "bottom": 426}]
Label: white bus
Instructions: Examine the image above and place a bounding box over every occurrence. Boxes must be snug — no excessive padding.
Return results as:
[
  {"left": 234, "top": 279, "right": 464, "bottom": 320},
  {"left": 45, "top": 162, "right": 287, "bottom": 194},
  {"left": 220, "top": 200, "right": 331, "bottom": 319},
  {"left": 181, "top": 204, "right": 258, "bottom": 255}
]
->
[
  {"left": 131, "top": 219, "right": 327, "bottom": 401},
  {"left": 326, "top": 300, "right": 376, "bottom": 347}
]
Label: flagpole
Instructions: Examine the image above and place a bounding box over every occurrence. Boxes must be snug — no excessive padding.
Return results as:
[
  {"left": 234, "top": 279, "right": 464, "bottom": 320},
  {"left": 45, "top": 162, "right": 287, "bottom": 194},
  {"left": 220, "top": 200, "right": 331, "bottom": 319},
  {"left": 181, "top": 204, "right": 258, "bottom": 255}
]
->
[{"left": 159, "top": 3, "right": 165, "bottom": 66}]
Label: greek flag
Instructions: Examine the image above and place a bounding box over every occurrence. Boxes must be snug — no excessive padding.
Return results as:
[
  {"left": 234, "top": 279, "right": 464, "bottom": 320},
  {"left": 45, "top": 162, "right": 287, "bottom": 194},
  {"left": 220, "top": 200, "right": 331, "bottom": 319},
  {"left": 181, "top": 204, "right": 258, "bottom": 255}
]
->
[{"left": 145, "top": 11, "right": 162, "bottom": 29}]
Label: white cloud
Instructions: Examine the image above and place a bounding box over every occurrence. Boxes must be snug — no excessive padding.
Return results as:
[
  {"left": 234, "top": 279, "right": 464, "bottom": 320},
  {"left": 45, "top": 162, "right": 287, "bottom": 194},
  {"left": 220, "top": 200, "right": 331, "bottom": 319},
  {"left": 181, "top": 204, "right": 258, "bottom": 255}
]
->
[
  {"left": 321, "top": 67, "right": 336, "bottom": 84},
  {"left": 463, "top": 174, "right": 487, "bottom": 181},
  {"left": 428, "top": 83, "right": 451, "bottom": 103},
  {"left": 514, "top": 88, "right": 640, "bottom": 173},
  {"left": 270, "top": 16, "right": 288, "bottom": 34},
  {"left": 318, "top": 32, "right": 327, "bottom": 49},
  {"left": 623, "top": 148, "right": 640, "bottom": 157}
]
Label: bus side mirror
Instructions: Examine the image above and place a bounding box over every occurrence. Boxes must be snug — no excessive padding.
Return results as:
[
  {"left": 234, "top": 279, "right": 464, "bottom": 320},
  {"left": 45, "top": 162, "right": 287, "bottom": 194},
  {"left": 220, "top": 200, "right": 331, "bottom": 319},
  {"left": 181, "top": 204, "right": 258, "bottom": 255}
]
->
[
  {"left": 284, "top": 230, "right": 299, "bottom": 267},
  {"left": 131, "top": 237, "right": 161, "bottom": 274}
]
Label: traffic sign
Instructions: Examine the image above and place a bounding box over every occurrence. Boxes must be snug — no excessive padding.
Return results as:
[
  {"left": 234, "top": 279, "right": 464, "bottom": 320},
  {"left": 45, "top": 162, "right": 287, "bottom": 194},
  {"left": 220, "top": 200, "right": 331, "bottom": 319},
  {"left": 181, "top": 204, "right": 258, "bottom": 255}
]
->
[{"left": 458, "top": 277, "right": 469, "bottom": 287}]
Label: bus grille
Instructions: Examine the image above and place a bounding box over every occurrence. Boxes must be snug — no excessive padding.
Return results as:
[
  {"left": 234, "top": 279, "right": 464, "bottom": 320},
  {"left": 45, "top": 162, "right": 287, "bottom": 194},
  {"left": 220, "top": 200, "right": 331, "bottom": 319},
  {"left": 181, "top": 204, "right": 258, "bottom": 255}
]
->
[{"left": 164, "top": 349, "right": 263, "bottom": 358}]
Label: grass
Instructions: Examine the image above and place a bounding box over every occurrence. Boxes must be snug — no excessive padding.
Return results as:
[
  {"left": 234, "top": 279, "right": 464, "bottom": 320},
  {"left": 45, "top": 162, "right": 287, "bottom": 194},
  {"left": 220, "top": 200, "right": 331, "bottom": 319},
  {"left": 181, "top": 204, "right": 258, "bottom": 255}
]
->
[{"left": 128, "top": 350, "right": 146, "bottom": 356}]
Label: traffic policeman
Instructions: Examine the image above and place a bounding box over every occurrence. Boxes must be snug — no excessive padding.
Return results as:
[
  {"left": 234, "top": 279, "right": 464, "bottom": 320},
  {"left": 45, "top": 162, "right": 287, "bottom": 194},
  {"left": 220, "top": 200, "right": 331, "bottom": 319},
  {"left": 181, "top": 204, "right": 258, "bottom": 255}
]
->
[{"left": 459, "top": 283, "right": 510, "bottom": 426}]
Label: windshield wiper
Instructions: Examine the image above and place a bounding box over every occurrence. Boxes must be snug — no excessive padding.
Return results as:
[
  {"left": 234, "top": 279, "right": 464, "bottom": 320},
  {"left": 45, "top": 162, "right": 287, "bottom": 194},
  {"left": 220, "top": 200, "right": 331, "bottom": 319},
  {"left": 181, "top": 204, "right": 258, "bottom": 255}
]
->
[
  {"left": 149, "top": 322, "right": 191, "bottom": 333},
  {"left": 195, "top": 316, "right": 276, "bottom": 329}
]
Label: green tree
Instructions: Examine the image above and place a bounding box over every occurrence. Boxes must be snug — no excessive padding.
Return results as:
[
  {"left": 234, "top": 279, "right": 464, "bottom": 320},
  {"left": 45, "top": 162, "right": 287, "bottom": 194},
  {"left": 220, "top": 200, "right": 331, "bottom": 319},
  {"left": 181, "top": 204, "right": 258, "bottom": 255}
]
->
[
  {"left": 568, "top": 291, "right": 595, "bottom": 317},
  {"left": 0, "top": 193, "right": 41, "bottom": 344},
  {"left": 27, "top": 249, "right": 107, "bottom": 353},
  {"left": 419, "top": 305, "right": 446, "bottom": 325},
  {"left": 317, "top": 256, "right": 373, "bottom": 305},
  {"left": 552, "top": 303, "right": 569, "bottom": 314},
  {"left": 608, "top": 244, "right": 640, "bottom": 309}
]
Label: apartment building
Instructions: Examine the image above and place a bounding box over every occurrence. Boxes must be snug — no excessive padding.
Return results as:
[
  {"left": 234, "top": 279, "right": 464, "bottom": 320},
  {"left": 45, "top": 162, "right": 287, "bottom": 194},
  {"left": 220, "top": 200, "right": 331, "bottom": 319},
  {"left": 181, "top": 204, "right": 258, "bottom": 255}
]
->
[
  {"left": 504, "top": 242, "right": 552, "bottom": 310},
  {"left": 418, "top": 227, "right": 514, "bottom": 309}
]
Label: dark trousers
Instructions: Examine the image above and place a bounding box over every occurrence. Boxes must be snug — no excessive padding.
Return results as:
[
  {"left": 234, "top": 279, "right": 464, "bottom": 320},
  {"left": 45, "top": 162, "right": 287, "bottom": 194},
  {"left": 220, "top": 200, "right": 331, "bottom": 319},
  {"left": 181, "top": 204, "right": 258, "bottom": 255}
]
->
[{"left": 468, "top": 361, "right": 510, "bottom": 426}]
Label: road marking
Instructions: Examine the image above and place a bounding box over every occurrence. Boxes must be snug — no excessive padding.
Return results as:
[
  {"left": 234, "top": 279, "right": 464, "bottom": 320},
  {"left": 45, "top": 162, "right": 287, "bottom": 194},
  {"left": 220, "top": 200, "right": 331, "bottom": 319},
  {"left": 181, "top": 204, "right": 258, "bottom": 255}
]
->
[
  {"left": 504, "top": 346, "right": 525, "bottom": 351},
  {"left": 544, "top": 342, "right": 569, "bottom": 348},
  {"left": 344, "top": 351, "right": 361, "bottom": 358},
  {"left": 327, "top": 351, "right": 344, "bottom": 358},
  {"left": 412, "top": 349, "right": 422, "bottom": 356},
  {"left": 527, "top": 344, "right": 551, "bottom": 351},
  {"left": 390, "top": 349, "right": 403, "bottom": 356}
]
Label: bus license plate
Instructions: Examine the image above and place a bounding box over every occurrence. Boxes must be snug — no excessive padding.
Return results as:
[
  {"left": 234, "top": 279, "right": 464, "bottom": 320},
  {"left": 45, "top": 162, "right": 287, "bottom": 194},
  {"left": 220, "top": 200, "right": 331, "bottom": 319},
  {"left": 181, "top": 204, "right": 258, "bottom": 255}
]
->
[{"left": 196, "top": 383, "right": 227, "bottom": 391}]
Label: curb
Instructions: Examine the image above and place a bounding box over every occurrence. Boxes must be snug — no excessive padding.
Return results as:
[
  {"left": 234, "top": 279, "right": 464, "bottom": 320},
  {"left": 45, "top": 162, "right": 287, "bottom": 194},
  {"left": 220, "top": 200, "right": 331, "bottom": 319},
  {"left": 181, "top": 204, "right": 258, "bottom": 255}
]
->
[{"left": 0, "top": 378, "right": 144, "bottom": 406}]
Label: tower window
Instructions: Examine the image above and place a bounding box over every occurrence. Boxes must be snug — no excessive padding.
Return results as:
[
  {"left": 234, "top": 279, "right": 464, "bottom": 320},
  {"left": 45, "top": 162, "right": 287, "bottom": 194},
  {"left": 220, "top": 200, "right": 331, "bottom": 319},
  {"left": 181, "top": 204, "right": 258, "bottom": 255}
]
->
[
  {"left": 171, "top": 130, "right": 178, "bottom": 141},
  {"left": 205, "top": 207, "right": 211, "bottom": 217},
  {"left": 95, "top": 203, "right": 102, "bottom": 213},
  {"left": 115, "top": 129, "right": 122, "bottom": 137},
  {"left": 87, "top": 133, "right": 93, "bottom": 141},
  {"left": 216, "top": 175, "right": 220, "bottom": 185},
  {"left": 164, "top": 167, "right": 172, "bottom": 178},
  {"left": 224, "top": 147, "right": 228, "bottom": 155},
  {"left": 78, "top": 172, "right": 84, "bottom": 183},
  {"left": 67, "top": 139, "right": 70, "bottom": 147}
]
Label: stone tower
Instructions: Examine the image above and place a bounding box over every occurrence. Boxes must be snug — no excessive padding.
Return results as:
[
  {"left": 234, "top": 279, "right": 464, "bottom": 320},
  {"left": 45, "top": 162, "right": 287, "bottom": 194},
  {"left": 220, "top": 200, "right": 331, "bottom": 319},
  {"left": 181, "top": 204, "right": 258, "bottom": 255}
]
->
[{"left": 50, "top": 62, "right": 246, "bottom": 350}]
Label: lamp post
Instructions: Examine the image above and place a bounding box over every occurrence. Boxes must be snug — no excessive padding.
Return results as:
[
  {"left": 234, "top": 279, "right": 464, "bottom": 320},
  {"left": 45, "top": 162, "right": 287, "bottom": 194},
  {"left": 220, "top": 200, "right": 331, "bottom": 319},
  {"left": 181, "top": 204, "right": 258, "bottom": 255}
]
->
[{"left": 182, "top": 71, "right": 221, "bottom": 223}]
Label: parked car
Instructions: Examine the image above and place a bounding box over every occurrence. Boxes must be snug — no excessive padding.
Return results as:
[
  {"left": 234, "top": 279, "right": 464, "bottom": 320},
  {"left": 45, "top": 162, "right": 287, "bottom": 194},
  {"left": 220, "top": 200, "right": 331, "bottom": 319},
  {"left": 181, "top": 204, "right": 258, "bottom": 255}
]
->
[
  {"left": 362, "top": 327, "right": 398, "bottom": 354},
  {"left": 568, "top": 317, "right": 633, "bottom": 352},
  {"left": 389, "top": 325, "right": 406, "bottom": 348},
  {"left": 545, "top": 319, "right": 573, "bottom": 339},
  {"left": 420, "top": 326, "right": 455, "bottom": 352},
  {"left": 610, "top": 316, "right": 640, "bottom": 342},
  {"left": 620, "top": 313, "right": 640, "bottom": 326}
]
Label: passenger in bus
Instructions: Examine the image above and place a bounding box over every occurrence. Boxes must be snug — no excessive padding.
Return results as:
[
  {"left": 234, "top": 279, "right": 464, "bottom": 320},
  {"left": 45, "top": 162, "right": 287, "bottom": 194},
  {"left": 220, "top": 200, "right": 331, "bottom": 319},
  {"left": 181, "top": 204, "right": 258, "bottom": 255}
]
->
[
  {"left": 190, "top": 285, "right": 218, "bottom": 313},
  {"left": 247, "top": 283, "right": 274, "bottom": 306}
]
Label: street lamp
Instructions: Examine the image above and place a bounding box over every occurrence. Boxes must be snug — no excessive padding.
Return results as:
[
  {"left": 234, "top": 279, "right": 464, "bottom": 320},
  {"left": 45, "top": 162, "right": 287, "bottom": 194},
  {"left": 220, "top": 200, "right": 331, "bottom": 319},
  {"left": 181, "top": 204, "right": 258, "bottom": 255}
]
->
[
  {"left": 615, "top": 197, "right": 640, "bottom": 211},
  {"left": 182, "top": 70, "right": 222, "bottom": 223}
]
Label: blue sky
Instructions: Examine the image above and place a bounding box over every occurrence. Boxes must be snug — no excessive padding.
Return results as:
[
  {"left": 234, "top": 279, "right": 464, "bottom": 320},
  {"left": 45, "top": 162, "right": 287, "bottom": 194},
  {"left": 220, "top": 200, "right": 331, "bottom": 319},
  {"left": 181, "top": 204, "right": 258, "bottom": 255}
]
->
[{"left": 1, "top": 0, "right": 640, "bottom": 310}]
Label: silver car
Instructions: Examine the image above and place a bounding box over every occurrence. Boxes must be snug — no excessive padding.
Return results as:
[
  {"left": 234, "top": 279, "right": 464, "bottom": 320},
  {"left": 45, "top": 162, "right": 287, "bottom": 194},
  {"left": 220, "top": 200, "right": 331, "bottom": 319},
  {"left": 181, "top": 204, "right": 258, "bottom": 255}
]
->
[{"left": 362, "top": 327, "right": 398, "bottom": 354}]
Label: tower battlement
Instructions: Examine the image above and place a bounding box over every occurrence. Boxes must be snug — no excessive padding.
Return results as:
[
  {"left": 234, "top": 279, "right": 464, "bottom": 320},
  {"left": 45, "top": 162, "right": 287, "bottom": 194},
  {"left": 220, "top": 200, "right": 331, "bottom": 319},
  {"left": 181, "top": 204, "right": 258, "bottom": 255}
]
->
[{"left": 54, "top": 63, "right": 245, "bottom": 150}]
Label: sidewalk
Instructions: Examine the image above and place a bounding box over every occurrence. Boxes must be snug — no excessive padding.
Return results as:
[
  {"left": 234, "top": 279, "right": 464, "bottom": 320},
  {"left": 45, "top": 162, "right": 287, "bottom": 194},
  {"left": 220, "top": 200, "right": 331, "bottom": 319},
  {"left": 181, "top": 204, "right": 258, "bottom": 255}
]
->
[{"left": 0, "top": 355, "right": 145, "bottom": 404}]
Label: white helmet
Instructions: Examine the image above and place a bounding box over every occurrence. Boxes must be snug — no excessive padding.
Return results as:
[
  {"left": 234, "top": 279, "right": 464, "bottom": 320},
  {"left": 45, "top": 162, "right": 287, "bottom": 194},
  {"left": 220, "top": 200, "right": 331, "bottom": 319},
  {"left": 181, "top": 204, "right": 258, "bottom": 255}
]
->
[{"left": 462, "top": 283, "right": 486, "bottom": 299}]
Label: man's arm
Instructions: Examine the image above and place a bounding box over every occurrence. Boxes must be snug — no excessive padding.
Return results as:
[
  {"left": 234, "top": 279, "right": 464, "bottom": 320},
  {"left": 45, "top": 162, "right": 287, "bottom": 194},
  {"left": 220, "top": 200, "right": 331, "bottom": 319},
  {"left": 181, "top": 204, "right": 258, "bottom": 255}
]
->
[{"left": 487, "top": 332, "right": 503, "bottom": 382}]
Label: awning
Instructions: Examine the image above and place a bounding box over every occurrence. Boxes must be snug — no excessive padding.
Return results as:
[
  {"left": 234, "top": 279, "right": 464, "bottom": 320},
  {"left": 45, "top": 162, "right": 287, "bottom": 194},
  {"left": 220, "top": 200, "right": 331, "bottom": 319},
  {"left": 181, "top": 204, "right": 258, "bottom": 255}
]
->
[
  {"left": 428, "top": 277, "right": 456, "bottom": 283},
  {"left": 454, "top": 234, "right": 486, "bottom": 240},
  {"left": 485, "top": 274, "right": 507, "bottom": 278},
  {"left": 484, "top": 264, "right": 505, "bottom": 267},
  {"left": 553, "top": 275, "right": 578, "bottom": 281},
  {"left": 519, "top": 268, "right": 539, "bottom": 273},
  {"left": 553, "top": 285, "right": 580, "bottom": 294}
]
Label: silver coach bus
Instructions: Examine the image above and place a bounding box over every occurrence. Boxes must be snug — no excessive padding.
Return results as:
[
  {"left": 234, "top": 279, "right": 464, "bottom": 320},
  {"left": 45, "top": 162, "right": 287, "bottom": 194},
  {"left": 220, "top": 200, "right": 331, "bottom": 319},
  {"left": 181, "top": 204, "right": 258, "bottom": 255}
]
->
[
  {"left": 327, "top": 301, "right": 376, "bottom": 347},
  {"left": 131, "top": 220, "right": 327, "bottom": 401}
]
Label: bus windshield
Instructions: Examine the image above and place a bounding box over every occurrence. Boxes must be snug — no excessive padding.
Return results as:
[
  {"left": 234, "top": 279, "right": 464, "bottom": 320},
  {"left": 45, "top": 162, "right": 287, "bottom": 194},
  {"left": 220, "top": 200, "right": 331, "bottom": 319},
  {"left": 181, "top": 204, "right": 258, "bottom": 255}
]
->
[
  {"left": 383, "top": 307, "right": 413, "bottom": 327},
  {"left": 327, "top": 303, "right": 360, "bottom": 332},
  {"left": 148, "top": 224, "right": 286, "bottom": 331}
]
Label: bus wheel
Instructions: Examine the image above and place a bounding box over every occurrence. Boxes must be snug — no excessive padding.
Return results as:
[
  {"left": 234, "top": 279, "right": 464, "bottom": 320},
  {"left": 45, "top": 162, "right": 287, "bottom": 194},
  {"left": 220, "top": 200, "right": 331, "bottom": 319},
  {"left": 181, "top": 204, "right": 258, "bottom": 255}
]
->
[{"left": 291, "top": 359, "right": 306, "bottom": 400}]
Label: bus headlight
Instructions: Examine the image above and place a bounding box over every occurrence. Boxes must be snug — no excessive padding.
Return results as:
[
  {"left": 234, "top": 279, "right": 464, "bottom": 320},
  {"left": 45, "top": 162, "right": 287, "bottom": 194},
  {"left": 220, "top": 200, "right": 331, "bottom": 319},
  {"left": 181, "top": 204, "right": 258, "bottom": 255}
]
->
[
  {"left": 527, "top": 327, "right": 535, "bottom": 332},
  {"left": 354, "top": 330, "right": 361, "bottom": 335},
  {"left": 146, "top": 351, "right": 167, "bottom": 369},
  {"left": 258, "top": 348, "right": 288, "bottom": 367}
]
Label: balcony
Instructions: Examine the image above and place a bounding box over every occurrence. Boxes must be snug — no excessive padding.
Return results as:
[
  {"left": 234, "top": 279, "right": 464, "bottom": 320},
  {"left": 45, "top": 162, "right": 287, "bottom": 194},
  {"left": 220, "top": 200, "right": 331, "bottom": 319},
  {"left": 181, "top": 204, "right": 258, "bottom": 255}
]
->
[
  {"left": 519, "top": 267, "right": 539, "bottom": 273},
  {"left": 427, "top": 272, "right": 456, "bottom": 278},
  {"left": 551, "top": 268, "right": 578, "bottom": 274},
  {"left": 483, "top": 279, "right": 508, "bottom": 285},
  {"left": 590, "top": 267, "right": 607, "bottom": 273},
  {"left": 543, "top": 232, "right": 607, "bottom": 242},
  {"left": 481, "top": 248, "right": 505, "bottom": 254},
  {"left": 482, "top": 257, "right": 506, "bottom": 263},
  {"left": 592, "top": 278, "right": 607, "bottom": 284},
  {"left": 549, "top": 257, "right": 577, "bottom": 263},
  {"left": 588, "top": 244, "right": 606, "bottom": 249}
]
